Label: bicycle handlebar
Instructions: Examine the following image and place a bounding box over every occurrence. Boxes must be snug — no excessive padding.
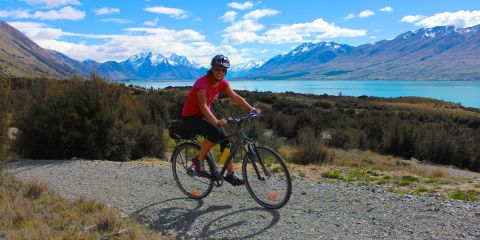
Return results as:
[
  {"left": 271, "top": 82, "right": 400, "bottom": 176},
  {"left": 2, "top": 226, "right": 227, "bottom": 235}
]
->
[{"left": 227, "top": 112, "right": 259, "bottom": 124}]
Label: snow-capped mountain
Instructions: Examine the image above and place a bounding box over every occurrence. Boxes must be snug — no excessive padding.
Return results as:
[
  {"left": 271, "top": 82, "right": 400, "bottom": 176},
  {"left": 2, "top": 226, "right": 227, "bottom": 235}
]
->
[
  {"left": 243, "top": 41, "right": 352, "bottom": 78},
  {"left": 62, "top": 51, "right": 206, "bottom": 80},
  {"left": 126, "top": 52, "right": 201, "bottom": 70},
  {"left": 228, "top": 59, "right": 266, "bottom": 78},
  {"left": 240, "top": 25, "right": 480, "bottom": 80}
]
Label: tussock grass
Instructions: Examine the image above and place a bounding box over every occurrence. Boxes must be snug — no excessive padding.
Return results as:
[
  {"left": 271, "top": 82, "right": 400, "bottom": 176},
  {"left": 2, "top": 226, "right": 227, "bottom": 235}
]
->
[
  {"left": 430, "top": 169, "right": 447, "bottom": 178},
  {"left": 0, "top": 168, "right": 166, "bottom": 239},
  {"left": 449, "top": 190, "right": 479, "bottom": 202},
  {"left": 330, "top": 148, "right": 417, "bottom": 172}
]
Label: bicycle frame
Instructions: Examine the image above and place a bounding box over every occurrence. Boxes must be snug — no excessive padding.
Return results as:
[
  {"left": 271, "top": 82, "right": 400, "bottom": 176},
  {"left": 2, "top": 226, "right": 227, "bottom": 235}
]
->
[
  {"left": 181, "top": 113, "right": 270, "bottom": 186},
  {"left": 214, "top": 114, "right": 271, "bottom": 186}
]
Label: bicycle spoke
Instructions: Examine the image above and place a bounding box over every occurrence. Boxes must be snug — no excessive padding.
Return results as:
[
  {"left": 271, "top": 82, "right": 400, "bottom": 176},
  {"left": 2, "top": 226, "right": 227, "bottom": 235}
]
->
[
  {"left": 243, "top": 146, "right": 292, "bottom": 209},
  {"left": 172, "top": 142, "right": 214, "bottom": 199}
]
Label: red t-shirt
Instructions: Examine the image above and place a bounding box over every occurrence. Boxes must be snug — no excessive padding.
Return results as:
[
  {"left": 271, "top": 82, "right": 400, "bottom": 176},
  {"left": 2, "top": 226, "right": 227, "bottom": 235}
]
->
[{"left": 181, "top": 75, "right": 229, "bottom": 117}]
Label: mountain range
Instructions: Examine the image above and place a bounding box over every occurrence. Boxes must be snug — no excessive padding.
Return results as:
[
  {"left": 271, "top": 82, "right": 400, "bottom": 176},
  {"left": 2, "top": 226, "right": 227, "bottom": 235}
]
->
[
  {"left": 243, "top": 25, "right": 480, "bottom": 80},
  {"left": 1, "top": 19, "right": 479, "bottom": 81}
]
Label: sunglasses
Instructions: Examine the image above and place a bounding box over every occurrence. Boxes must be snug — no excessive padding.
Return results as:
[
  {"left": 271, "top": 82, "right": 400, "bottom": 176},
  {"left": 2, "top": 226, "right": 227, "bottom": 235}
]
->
[{"left": 213, "top": 67, "right": 228, "bottom": 73}]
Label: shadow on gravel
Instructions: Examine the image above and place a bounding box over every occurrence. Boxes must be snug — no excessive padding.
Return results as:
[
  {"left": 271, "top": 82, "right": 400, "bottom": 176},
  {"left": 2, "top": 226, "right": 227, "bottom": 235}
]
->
[
  {"left": 8, "top": 159, "right": 71, "bottom": 174},
  {"left": 199, "top": 207, "right": 280, "bottom": 239},
  {"left": 134, "top": 197, "right": 281, "bottom": 239}
]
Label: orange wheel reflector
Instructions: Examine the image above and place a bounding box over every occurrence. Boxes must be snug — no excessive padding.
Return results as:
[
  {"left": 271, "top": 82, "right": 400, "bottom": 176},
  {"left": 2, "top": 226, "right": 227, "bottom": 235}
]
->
[
  {"left": 267, "top": 193, "right": 279, "bottom": 200},
  {"left": 191, "top": 190, "right": 200, "bottom": 196}
]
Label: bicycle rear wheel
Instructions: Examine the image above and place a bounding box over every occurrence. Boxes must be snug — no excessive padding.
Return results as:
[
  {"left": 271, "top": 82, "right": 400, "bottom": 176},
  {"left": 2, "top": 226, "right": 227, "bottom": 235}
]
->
[
  {"left": 243, "top": 146, "right": 292, "bottom": 209},
  {"left": 172, "top": 142, "right": 214, "bottom": 199}
]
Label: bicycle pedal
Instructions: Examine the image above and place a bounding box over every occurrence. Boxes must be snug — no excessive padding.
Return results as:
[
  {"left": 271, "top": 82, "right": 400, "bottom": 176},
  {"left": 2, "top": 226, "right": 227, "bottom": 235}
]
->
[{"left": 223, "top": 176, "right": 241, "bottom": 186}]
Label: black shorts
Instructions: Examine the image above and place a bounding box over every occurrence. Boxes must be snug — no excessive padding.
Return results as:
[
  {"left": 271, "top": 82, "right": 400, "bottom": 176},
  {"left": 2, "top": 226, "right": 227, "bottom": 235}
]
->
[{"left": 182, "top": 116, "right": 226, "bottom": 146}]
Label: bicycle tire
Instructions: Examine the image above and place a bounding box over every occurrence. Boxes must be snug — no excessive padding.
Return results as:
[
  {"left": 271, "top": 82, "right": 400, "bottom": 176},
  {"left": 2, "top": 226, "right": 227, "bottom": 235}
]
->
[
  {"left": 172, "top": 142, "right": 214, "bottom": 199},
  {"left": 242, "top": 146, "right": 292, "bottom": 209}
]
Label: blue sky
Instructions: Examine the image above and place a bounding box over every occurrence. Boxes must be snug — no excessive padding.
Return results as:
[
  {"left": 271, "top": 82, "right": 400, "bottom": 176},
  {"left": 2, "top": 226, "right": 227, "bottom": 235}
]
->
[{"left": 1, "top": 0, "right": 480, "bottom": 66}]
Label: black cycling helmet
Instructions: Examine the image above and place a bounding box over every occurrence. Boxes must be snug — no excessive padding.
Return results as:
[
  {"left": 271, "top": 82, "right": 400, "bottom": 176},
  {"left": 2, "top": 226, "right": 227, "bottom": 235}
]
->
[{"left": 211, "top": 54, "right": 230, "bottom": 68}]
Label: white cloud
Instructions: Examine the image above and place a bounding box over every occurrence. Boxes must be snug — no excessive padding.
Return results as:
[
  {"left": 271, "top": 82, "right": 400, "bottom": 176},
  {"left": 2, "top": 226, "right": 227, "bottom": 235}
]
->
[
  {"left": 222, "top": 21, "right": 264, "bottom": 44},
  {"left": 379, "top": 7, "right": 394, "bottom": 13},
  {"left": 100, "top": 18, "right": 132, "bottom": 24},
  {"left": 345, "top": 9, "right": 375, "bottom": 20},
  {"left": 359, "top": 9, "right": 375, "bottom": 18},
  {"left": 33, "top": 6, "right": 85, "bottom": 20},
  {"left": 220, "top": 11, "right": 237, "bottom": 23},
  {"left": 144, "top": 6, "right": 190, "bottom": 19},
  {"left": 9, "top": 21, "right": 64, "bottom": 40},
  {"left": 400, "top": 15, "right": 426, "bottom": 23},
  {"left": 24, "top": 0, "right": 80, "bottom": 8},
  {"left": 94, "top": 8, "right": 120, "bottom": 16},
  {"left": 223, "top": 17, "right": 366, "bottom": 45},
  {"left": 144, "top": 18, "right": 158, "bottom": 26},
  {"left": 0, "top": 9, "right": 32, "bottom": 18},
  {"left": 414, "top": 10, "right": 480, "bottom": 28},
  {"left": 124, "top": 28, "right": 205, "bottom": 41},
  {"left": 228, "top": 1, "right": 253, "bottom": 10},
  {"left": 221, "top": 8, "right": 280, "bottom": 44},
  {"left": 1, "top": 7, "right": 85, "bottom": 20},
  {"left": 8, "top": 21, "right": 47, "bottom": 29},
  {"left": 243, "top": 9, "right": 280, "bottom": 20},
  {"left": 344, "top": 13, "right": 355, "bottom": 20}
]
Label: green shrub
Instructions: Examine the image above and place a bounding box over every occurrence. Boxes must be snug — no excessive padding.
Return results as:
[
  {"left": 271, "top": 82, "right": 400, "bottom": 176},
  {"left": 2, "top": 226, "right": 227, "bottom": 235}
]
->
[
  {"left": 15, "top": 76, "right": 165, "bottom": 161},
  {"left": 402, "top": 175, "right": 419, "bottom": 182},
  {"left": 414, "top": 187, "right": 437, "bottom": 195},
  {"left": 449, "top": 190, "right": 478, "bottom": 201},
  {"left": 424, "top": 177, "right": 450, "bottom": 185},
  {"left": 291, "top": 127, "right": 331, "bottom": 165},
  {"left": 322, "top": 169, "right": 342, "bottom": 179},
  {"left": 396, "top": 180, "right": 413, "bottom": 186},
  {"left": 0, "top": 79, "right": 11, "bottom": 160}
]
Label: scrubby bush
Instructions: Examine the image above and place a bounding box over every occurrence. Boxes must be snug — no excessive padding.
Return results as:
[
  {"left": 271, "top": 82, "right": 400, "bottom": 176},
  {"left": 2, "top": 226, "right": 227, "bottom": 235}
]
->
[
  {"left": 291, "top": 127, "right": 331, "bottom": 165},
  {"left": 15, "top": 76, "right": 165, "bottom": 161},
  {"left": 0, "top": 79, "right": 11, "bottom": 160}
]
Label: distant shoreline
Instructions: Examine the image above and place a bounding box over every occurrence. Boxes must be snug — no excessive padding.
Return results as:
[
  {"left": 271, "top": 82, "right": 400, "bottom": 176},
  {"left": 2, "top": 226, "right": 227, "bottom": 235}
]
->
[{"left": 121, "top": 79, "right": 480, "bottom": 109}]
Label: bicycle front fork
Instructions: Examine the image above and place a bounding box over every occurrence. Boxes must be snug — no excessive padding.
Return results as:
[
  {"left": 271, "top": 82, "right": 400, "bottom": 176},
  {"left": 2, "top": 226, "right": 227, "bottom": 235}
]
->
[{"left": 247, "top": 143, "right": 271, "bottom": 181}]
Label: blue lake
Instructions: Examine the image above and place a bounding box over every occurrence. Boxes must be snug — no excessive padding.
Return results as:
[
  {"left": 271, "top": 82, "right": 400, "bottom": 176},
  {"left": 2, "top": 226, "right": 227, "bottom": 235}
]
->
[{"left": 124, "top": 80, "right": 480, "bottom": 108}]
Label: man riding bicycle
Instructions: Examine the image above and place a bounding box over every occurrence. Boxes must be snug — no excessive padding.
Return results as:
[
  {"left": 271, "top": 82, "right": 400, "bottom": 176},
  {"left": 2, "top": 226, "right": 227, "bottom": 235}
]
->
[{"left": 181, "top": 54, "right": 262, "bottom": 186}]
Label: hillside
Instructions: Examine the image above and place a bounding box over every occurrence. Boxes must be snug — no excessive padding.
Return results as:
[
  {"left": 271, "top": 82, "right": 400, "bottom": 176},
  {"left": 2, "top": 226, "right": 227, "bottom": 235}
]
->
[{"left": 0, "top": 20, "right": 74, "bottom": 78}]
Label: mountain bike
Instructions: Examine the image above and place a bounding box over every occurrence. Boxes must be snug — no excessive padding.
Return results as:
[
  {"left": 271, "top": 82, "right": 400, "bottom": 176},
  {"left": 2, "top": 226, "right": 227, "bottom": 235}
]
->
[{"left": 170, "top": 112, "right": 292, "bottom": 209}]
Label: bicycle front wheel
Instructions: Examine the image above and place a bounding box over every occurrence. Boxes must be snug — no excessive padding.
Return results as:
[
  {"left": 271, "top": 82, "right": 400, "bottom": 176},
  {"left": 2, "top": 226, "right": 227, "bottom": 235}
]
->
[
  {"left": 243, "top": 146, "right": 292, "bottom": 209},
  {"left": 172, "top": 142, "right": 214, "bottom": 199}
]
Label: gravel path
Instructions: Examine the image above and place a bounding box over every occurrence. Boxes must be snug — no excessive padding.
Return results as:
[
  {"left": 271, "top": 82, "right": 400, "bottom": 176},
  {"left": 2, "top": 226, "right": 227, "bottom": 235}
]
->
[{"left": 8, "top": 159, "right": 480, "bottom": 239}]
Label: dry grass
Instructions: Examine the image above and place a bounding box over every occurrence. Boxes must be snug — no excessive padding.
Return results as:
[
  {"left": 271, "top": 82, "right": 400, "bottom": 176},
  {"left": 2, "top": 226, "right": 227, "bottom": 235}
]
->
[
  {"left": 0, "top": 168, "right": 167, "bottom": 239},
  {"left": 430, "top": 169, "right": 447, "bottom": 178},
  {"left": 330, "top": 148, "right": 409, "bottom": 170},
  {"left": 379, "top": 101, "right": 480, "bottom": 118},
  {"left": 281, "top": 146, "right": 480, "bottom": 201}
]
